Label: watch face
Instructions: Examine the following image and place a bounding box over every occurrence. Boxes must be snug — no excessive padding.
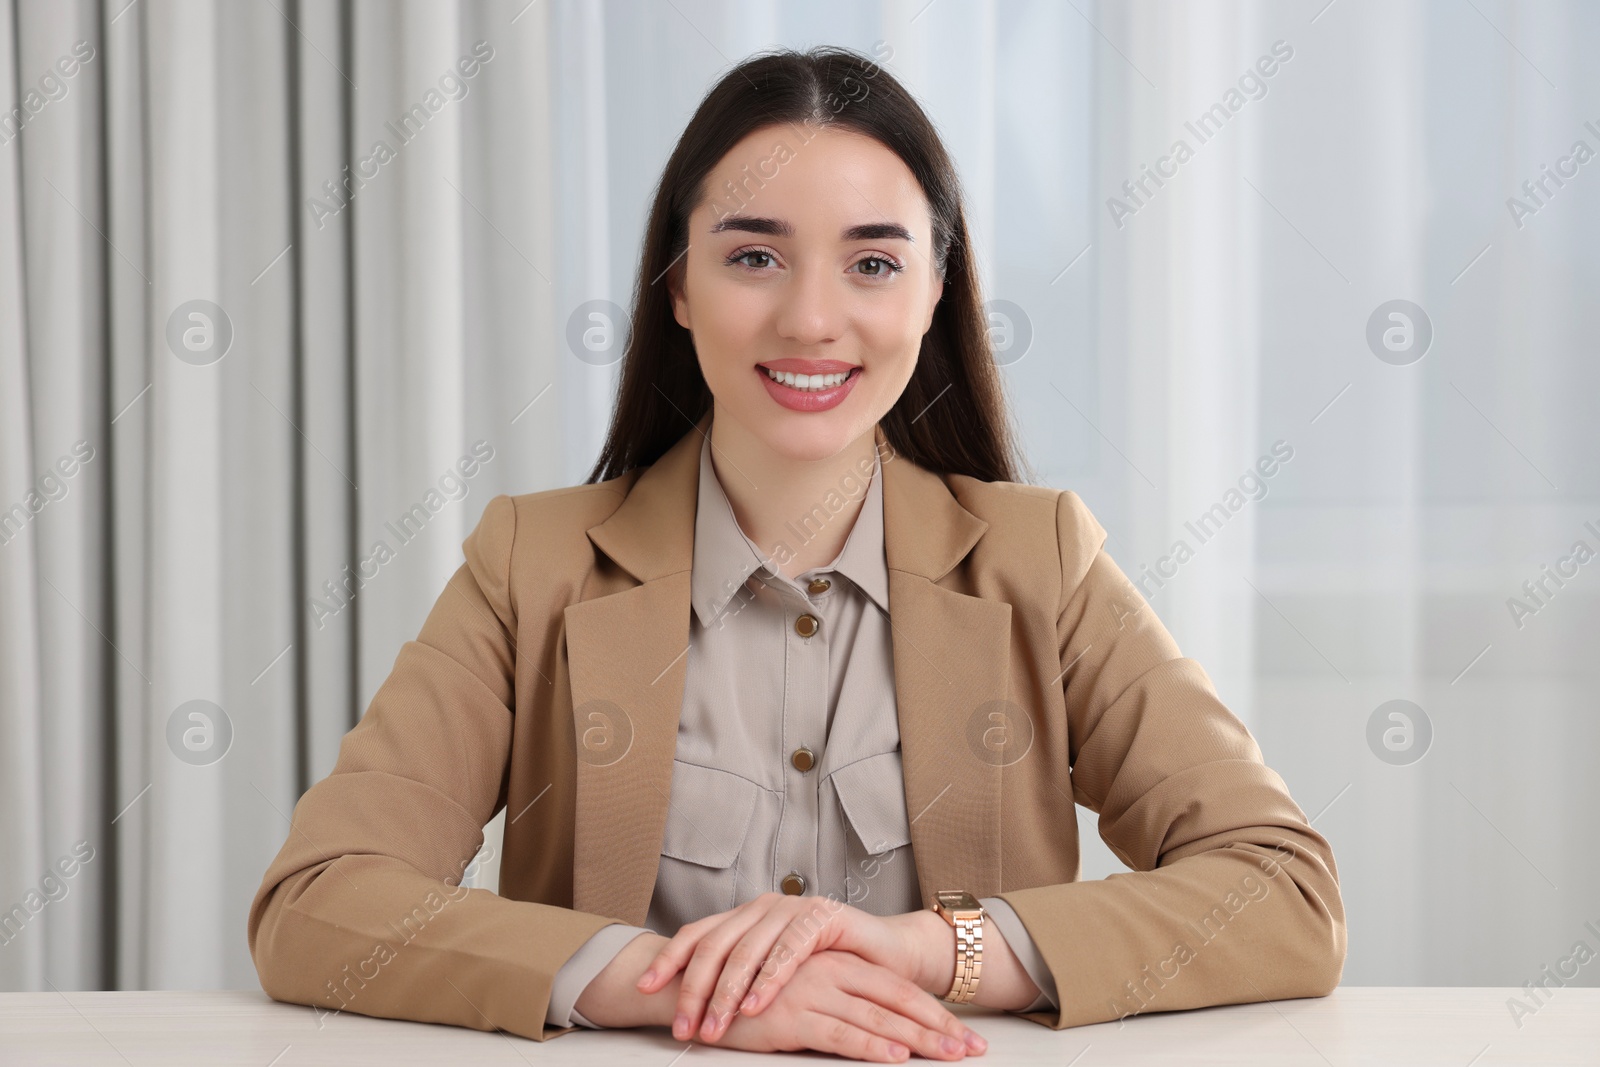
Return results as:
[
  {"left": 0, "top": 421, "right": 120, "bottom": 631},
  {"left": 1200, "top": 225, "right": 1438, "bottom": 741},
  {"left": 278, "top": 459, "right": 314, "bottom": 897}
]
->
[{"left": 936, "top": 890, "right": 981, "bottom": 911}]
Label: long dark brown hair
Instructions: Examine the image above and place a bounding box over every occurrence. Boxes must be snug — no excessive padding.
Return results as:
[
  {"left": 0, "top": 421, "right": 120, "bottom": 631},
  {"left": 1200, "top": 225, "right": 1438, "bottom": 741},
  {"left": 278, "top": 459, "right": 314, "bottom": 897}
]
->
[{"left": 584, "top": 44, "right": 1025, "bottom": 485}]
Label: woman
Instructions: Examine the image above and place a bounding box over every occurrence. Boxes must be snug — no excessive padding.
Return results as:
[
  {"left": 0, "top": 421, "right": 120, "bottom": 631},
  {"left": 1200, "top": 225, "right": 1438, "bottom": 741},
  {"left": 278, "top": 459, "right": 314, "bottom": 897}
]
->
[{"left": 248, "top": 45, "right": 1345, "bottom": 1063}]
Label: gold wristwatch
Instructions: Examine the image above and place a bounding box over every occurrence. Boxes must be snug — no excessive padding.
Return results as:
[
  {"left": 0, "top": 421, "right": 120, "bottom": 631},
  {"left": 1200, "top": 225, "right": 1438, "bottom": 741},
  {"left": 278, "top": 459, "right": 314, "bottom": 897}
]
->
[{"left": 930, "top": 890, "right": 985, "bottom": 1003}]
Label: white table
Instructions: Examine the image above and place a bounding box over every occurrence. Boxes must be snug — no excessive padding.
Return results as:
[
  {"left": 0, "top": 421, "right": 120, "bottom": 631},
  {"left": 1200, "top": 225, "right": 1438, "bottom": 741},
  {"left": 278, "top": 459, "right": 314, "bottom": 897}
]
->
[{"left": 0, "top": 988, "right": 1594, "bottom": 1065}]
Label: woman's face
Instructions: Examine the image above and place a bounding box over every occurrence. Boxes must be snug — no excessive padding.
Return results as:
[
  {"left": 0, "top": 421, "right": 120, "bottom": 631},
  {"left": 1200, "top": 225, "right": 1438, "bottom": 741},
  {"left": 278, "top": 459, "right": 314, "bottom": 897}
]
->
[{"left": 669, "top": 123, "right": 944, "bottom": 462}]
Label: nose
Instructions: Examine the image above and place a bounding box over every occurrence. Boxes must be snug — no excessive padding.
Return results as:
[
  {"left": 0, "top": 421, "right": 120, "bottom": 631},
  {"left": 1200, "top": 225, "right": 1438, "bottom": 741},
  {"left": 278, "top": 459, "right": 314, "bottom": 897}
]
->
[{"left": 773, "top": 259, "right": 844, "bottom": 347}]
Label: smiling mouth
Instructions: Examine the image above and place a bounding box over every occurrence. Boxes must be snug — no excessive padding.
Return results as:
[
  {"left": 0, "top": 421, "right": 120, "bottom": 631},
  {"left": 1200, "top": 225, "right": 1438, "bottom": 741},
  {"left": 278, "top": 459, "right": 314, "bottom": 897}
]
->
[{"left": 758, "top": 366, "right": 862, "bottom": 392}]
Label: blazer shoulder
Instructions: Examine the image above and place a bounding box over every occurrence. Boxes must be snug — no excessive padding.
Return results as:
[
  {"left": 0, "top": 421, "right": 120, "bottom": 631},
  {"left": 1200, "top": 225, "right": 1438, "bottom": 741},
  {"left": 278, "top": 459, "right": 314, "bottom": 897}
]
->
[
  {"left": 507, "top": 475, "right": 636, "bottom": 531},
  {"left": 462, "top": 474, "right": 641, "bottom": 606},
  {"left": 945, "top": 476, "right": 1110, "bottom": 602},
  {"left": 944, "top": 475, "right": 1058, "bottom": 533}
]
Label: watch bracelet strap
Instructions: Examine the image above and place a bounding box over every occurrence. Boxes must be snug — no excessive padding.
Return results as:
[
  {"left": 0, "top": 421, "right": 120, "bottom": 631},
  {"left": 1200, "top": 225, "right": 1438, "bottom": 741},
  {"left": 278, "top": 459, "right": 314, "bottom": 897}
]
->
[{"left": 943, "top": 912, "right": 983, "bottom": 1003}]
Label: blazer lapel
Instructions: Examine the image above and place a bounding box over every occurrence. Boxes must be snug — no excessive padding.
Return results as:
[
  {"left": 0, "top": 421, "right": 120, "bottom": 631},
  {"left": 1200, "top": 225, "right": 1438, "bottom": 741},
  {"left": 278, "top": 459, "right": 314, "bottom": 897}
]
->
[
  {"left": 565, "top": 413, "right": 705, "bottom": 924},
  {"left": 566, "top": 410, "right": 1010, "bottom": 925},
  {"left": 879, "top": 447, "right": 1011, "bottom": 905}
]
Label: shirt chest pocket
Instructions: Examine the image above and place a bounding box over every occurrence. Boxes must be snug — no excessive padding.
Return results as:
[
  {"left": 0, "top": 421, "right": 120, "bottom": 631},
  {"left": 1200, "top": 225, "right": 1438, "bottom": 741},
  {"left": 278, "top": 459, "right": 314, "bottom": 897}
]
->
[
  {"left": 829, "top": 750, "right": 921, "bottom": 913},
  {"left": 655, "top": 759, "right": 763, "bottom": 925}
]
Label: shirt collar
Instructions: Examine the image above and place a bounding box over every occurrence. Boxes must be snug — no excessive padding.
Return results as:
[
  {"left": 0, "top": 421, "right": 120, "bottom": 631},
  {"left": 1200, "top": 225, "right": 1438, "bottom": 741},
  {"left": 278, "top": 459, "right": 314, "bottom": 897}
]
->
[{"left": 691, "top": 429, "right": 890, "bottom": 629}]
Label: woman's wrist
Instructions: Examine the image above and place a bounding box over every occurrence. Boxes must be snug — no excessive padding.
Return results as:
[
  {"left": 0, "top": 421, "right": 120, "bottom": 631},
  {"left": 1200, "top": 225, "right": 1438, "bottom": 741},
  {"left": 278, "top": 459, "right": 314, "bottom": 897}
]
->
[
  {"left": 905, "top": 906, "right": 957, "bottom": 997},
  {"left": 572, "top": 931, "right": 679, "bottom": 1029},
  {"left": 903, "top": 904, "right": 1043, "bottom": 1011}
]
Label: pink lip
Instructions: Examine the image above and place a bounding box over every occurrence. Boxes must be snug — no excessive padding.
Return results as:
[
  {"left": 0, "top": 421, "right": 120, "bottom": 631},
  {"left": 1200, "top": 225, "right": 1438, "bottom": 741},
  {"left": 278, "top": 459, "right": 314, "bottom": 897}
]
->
[
  {"left": 755, "top": 363, "right": 862, "bottom": 413},
  {"left": 757, "top": 358, "right": 860, "bottom": 374}
]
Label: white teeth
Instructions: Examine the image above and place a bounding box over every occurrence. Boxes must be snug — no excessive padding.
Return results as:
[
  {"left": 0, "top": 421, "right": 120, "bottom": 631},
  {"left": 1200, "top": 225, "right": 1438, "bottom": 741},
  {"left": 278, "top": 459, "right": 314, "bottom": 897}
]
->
[{"left": 764, "top": 368, "right": 853, "bottom": 391}]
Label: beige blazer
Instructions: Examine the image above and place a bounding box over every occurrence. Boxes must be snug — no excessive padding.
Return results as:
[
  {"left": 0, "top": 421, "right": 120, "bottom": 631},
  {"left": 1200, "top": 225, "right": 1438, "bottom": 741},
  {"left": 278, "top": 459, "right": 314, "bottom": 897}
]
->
[{"left": 248, "top": 408, "right": 1347, "bottom": 1041}]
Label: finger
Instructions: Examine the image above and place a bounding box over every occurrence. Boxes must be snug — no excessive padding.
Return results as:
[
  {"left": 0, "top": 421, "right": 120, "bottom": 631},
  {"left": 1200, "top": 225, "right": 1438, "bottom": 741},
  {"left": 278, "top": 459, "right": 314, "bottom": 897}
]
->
[
  {"left": 833, "top": 956, "right": 985, "bottom": 1056},
  {"left": 674, "top": 897, "right": 779, "bottom": 1039},
  {"left": 739, "top": 897, "right": 850, "bottom": 1019},
  {"left": 641, "top": 903, "right": 757, "bottom": 995},
  {"left": 699, "top": 917, "right": 790, "bottom": 1039},
  {"left": 791, "top": 1007, "right": 912, "bottom": 1064},
  {"left": 704, "top": 899, "right": 839, "bottom": 1037},
  {"left": 828, "top": 990, "right": 970, "bottom": 1063},
  {"left": 637, "top": 911, "right": 724, "bottom": 993}
]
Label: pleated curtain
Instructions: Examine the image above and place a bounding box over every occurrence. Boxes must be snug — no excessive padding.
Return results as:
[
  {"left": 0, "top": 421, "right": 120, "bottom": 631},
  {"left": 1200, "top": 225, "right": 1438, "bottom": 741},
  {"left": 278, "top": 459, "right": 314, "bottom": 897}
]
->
[{"left": 0, "top": 0, "right": 566, "bottom": 990}]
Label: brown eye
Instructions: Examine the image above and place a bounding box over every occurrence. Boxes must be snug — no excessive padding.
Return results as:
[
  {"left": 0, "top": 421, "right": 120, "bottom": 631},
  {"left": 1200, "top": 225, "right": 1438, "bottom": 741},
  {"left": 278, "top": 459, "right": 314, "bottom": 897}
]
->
[
  {"left": 853, "top": 255, "right": 903, "bottom": 278},
  {"left": 728, "top": 249, "right": 776, "bottom": 270}
]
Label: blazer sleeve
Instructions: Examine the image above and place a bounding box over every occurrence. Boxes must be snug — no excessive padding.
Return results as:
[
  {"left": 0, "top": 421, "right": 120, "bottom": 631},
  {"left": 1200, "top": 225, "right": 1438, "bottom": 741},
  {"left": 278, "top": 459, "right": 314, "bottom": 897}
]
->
[
  {"left": 247, "top": 493, "right": 626, "bottom": 1041},
  {"left": 993, "top": 490, "right": 1346, "bottom": 1029},
  {"left": 980, "top": 896, "right": 1059, "bottom": 1013},
  {"left": 550, "top": 923, "right": 656, "bottom": 1028}
]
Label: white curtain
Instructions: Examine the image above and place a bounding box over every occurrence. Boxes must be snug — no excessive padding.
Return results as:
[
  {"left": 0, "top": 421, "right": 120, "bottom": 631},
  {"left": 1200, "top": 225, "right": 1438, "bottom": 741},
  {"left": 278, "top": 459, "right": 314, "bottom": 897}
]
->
[
  {"left": 3, "top": 0, "right": 1595, "bottom": 996},
  {"left": 1, "top": 0, "right": 563, "bottom": 990}
]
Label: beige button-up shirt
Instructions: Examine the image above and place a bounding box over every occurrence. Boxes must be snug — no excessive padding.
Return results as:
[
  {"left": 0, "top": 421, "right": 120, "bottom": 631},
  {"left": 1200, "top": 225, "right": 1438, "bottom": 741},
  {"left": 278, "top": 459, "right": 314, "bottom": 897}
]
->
[{"left": 547, "top": 430, "right": 1060, "bottom": 1028}]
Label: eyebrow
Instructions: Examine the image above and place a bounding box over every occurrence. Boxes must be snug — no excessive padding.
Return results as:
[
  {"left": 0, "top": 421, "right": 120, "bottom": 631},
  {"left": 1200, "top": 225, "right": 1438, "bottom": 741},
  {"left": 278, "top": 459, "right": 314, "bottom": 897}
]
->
[{"left": 708, "top": 215, "right": 916, "bottom": 243}]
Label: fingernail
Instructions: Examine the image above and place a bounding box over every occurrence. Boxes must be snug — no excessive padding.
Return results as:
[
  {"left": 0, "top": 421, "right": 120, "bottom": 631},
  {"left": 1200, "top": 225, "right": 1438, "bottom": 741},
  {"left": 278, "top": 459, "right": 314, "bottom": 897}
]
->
[
  {"left": 638, "top": 969, "right": 657, "bottom": 988},
  {"left": 673, "top": 1012, "right": 689, "bottom": 1039},
  {"left": 888, "top": 1042, "right": 909, "bottom": 1059},
  {"left": 941, "top": 1035, "right": 963, "bottom": 1055},
  {"left": 965, "top": 1030, "right": 987, "bottom": 1052},
  {"left": 740, "top": 993, "right": 757, "bottom": 1012},
  {"left": 701, "top": 1010, "right": 717, "bottom": 1037}
]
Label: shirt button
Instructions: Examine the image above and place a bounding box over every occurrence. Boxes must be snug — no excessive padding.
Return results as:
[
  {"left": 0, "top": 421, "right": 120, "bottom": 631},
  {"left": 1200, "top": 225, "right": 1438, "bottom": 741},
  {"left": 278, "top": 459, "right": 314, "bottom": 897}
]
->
[
  {"left": 781, "top": 872, "right": 807, "bottom": 895},
  {"left": 795, "top": 614, "right": 819, "bottom": 637},
  {"left": 791, "top": 746, "right": 815, "bottom": 772},
  {"left": 808, "top": 577, "right": 831, "bottom": 594}
]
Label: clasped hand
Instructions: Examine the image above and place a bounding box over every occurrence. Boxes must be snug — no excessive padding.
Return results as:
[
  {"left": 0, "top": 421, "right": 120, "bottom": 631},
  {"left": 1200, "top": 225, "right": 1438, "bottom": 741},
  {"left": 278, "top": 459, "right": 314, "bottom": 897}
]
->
[{"left": 635, "top": 892, "right": 987, "bottom": 1062}]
